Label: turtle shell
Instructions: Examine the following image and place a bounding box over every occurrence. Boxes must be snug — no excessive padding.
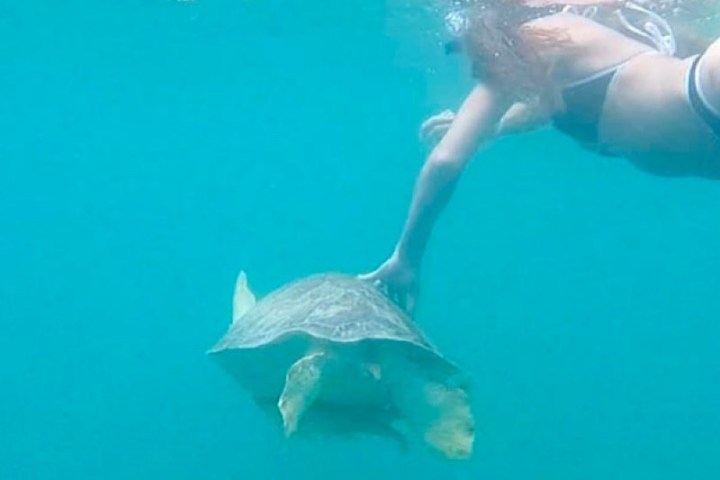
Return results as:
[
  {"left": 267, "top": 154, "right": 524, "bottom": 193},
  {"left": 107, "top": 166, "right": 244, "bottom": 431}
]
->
[
  {"left": 211, "top": 273, "right": 438, "bottom": 351},
  {"left": 208, "top": 273, "right": 461, "bottom": 399}
]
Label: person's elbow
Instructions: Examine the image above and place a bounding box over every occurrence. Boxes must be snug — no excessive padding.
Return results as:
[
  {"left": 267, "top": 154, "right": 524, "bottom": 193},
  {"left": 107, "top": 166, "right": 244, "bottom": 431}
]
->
[{"left": 426, "top": 149, "right": 467, "bottom": 177}]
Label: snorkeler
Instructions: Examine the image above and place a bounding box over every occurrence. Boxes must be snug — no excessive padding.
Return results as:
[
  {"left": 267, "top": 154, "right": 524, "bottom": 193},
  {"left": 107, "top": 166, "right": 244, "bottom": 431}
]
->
[{"left": 360, "top": 0, "right": 720, "bottom": 311}]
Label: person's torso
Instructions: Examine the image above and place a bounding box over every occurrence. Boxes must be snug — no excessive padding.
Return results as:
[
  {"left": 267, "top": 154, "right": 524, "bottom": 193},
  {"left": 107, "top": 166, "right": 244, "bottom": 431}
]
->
[{"left": 526, "top": 12, "right": 720, "bottom": 177}]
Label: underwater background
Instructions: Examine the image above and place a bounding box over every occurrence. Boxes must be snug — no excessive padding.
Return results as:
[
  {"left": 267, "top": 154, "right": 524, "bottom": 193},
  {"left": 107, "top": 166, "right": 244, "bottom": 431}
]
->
[{"left": 2, "top": 1, "right": 719, "bottom": 478}]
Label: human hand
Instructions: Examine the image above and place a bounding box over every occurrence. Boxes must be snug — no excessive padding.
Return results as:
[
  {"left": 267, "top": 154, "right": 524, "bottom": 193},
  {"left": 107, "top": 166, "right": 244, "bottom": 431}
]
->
[
  {"left": 419, "top": 109, "right": 455, "bottom": 144},
  {"left": 358, "top": 252, "right": 419, "bottom": 314}
]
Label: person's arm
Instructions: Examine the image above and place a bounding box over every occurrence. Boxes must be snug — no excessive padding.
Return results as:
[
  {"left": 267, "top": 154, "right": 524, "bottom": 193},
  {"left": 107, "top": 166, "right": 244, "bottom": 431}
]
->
[
  {"left": 496, "top": 100, "right": 550, "bottom": 136},
  {"left": 360, "top": 83, "right": 511, "bottom": 311},
  {"left": 393, "top": 83, "right": 509, "bottom": 269}
]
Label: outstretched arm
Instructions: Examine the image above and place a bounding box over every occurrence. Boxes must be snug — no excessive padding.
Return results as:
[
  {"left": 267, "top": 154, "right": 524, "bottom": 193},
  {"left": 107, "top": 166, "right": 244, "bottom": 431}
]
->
[
  {"left": 395, "top": 84, "right": 508, "bottom": 267},
  {"left": 362, "top": 83, "right": 511, "bottom": 310}
]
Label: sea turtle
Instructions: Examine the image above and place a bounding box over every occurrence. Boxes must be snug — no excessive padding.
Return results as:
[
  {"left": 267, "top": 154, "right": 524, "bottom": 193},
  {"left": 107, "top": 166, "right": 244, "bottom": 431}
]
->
[{"left": 208, "top": 271, "right": 475, "bottom": 459}]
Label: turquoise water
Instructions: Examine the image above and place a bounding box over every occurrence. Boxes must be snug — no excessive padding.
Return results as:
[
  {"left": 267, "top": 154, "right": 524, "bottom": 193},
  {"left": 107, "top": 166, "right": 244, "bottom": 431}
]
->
[{"left": 2, "top": 1, "right": 719, "bottom": 478}]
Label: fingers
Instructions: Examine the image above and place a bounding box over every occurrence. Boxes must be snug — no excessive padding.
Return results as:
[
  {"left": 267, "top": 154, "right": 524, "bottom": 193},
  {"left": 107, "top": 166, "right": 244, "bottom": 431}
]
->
[
  {"left": 423, "top": 124, "right": 451, "bottom": 142},
  {"left": 357, "top": 260, "right": 417, "bottom": 315},
  {"left": 374, "top": 279, "right": 389, "bottom": 296},
  {"left": 394, "top": 289, "right": 416, "bottom": 316},
  {"left": 357, "top": 272, "right": 374, "bottom": 281},
  {"left": 420, "top": 116, "right": 452, "bottom": 136},
  {"left": 384, "top": 285, "right": 414, "bottom": 316},
  {"left": 421, "top": 110, "right": 455, "bottom": 128},
  {"left": 392, "top": 292, "right": 407, "bottom": 312},
  {"left": 358, "top": 264, "right": 387, "bottom": 282},
  {"left": 359, "top": 272, "right": 390, "bottom": 298},
  {"left": 419, "top": 110, "right": 455, "bottom": 141},
  {"left": 437, "top": 109, "right": 455, "bottom": 119},
  {"left": 420, "top": 115, "right": 447, "bottom": 131},
  {"left": 405, "top": 294, "right": 416, "bottom": 316}
]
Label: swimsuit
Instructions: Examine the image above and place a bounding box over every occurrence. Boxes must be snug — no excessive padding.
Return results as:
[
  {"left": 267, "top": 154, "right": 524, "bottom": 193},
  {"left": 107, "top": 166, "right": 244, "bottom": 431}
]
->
[
  {"left": 687, "top": 53, "right": 720, "bottom": 138},
  {"left": 551, "top": 2, "right": 677, "bottom": 154},
  {"left": 551, "top": 54, "right": 655, "bottom": 156},
  {"left": 551, "top": 64, "right": 627, "bottom": 155}
]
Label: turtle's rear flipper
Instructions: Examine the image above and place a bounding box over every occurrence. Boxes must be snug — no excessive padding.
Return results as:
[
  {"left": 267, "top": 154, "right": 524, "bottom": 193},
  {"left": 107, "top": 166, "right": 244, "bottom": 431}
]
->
[
  {"left": 278, "top": 352, "right": 326, "bottom": 437},
  {"left": 384, "top": 357, "right": 475, "bottom": 459},
  {"left": 422, "top": 383, "right": 475, "bottom": 459}
]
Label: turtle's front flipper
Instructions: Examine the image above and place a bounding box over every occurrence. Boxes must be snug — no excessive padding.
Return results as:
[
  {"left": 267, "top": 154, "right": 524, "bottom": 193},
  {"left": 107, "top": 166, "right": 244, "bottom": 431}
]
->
[{"left": 278, "top": 352, "right": 326, "bottom": 437}]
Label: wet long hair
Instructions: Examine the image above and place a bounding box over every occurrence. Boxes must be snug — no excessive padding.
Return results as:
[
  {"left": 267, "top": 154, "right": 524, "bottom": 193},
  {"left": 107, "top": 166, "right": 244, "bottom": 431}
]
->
[{"left": 458, "top": 1, "right": 567, "bottom": 106}]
